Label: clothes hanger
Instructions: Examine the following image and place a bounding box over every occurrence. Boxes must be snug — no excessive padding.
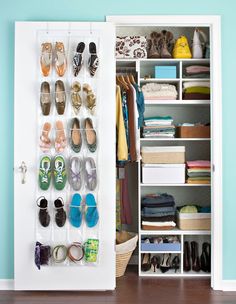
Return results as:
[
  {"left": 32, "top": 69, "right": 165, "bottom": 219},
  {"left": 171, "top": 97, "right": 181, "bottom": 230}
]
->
[
  {"left": 129, "top": 74, "right": 136, "bottom": 85},
  {"left": 117, "top": 75, "right": 129, "bottom": 90}
]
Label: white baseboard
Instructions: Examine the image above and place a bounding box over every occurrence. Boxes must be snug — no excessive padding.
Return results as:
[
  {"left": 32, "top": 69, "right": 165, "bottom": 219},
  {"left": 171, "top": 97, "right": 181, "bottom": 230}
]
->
[
  {"left": 222, "top": 280, "right": 236, "bottom": 291},
  {"left": 0, "top": 280, "right": 14, "bottom": 290}
]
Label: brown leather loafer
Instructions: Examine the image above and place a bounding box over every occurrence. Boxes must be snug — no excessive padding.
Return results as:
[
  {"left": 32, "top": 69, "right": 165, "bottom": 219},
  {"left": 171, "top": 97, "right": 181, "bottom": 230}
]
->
[{"left": 55, "top": 80, "right": 66, "bottom": 115}]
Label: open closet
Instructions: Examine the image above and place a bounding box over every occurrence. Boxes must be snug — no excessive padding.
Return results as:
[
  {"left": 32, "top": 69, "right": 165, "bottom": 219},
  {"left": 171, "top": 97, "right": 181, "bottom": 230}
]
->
[{"left": 107, "top": 16, "right": 222, "bottom": 287}]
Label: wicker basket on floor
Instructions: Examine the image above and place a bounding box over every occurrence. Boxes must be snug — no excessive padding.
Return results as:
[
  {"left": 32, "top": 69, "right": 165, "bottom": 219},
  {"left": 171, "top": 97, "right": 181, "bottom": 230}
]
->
[
  {"left": 116, "top": 232, "right": 138, "bottom": 278},
  {"left": 116, "top": 250, "right": 133, "bottom": 278}
]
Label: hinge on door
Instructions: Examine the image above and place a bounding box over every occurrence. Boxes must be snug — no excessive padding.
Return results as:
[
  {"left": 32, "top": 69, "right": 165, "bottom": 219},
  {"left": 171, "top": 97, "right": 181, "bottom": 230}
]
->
[{"left": 19, "top": 161, "right": 27, "bottom": 184}]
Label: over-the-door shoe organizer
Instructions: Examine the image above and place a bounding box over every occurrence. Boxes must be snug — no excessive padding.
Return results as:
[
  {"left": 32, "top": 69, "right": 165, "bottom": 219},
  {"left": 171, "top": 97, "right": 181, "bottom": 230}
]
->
[{"left": 35, "top": 31, "right": 100, "bottom": 269}]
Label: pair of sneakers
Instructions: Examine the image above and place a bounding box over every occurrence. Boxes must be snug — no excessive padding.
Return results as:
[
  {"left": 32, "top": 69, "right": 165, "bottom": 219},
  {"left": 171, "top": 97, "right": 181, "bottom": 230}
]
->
[{"left": 39, "top": 155, "right": 67, "bottom": 191}]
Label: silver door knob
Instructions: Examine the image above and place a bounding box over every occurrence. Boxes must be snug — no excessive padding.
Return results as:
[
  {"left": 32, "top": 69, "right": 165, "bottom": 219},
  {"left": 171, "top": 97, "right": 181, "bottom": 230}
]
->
[{"left": 19, "top": 161, "right": 27, "bottom": 184}]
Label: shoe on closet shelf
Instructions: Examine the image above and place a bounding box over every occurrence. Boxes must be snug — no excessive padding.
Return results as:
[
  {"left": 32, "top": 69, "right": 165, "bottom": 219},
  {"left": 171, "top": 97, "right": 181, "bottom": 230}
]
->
[
  {"left": 88, "top": 42, "right": 99, "bottom": 77},
  {"left": 184, "top": 241, "right": 191, "bottom": 272},
  {"left": 84, "top": 117, "right": 97, "bottom": 153},
  {"left": 83, "top": 83, "right": 96, "bottom": 114},
  {"left": 39, "top": 122, "right": 52, "bottom": 152},
  {"left": 147, "top": 32, "right": 161, "bottom": 58},
  {"left": 69, "top": 193, "right": 82, "bottom": 228},
  {"left": 200, "top": 242, "right": 211, "bottom": 273},
  {"left": 73, "top": 42, "right": 85, "bottom": 77},
  {"left": 38, "top": 155, "right": 51, "bottom": 191},
  {"left": 55, "top": 120, "right": 67, "bottom": 153},
  {"left": 159, "top": 30, "right": 174, "bottom": 58},
  {"left": 40, "top": 81, "right": 51, "bottom": 116},
  {"left": 141, "top": 253, "right": 151, "bottom": 272},
  {"left": 172, "top": 256, "right": 180, "bottom": 273},
  {"left": 55, "top": 42, "right": 67, "bottom": 77},
  {"left": 70, "top": 118, "right": 82, "bottom": 153},
  {"left": 160, "top": 253, "right": 171, "bottom": 273},
  {"left": 40, "top": 42, "right": 52, "bottom": 77},
  {"left": 151, "top": 255, "right": 160, "bottom": 272},
  {"left": 191, "top": 241, "right": 201, "bottom": 272},
  {"left": 71, "top": 81, "right": 82, "bottom": 114},
  {"left": 85, "top": 193, "right": 99, "bottom": 228},
  {"left": 53, "top": 155, "right": 67, "bottom": 191},
  {"left": 55, "top": 80, "right": 66, "bottom": 115},
  {"left": 37, "top": 196, "right": 50, "bottom": 227},
  {"left": 54, "top": 197, "right": 67, "bottom": 227},
  {"left": 84, "top": 157, "right": 97, "bottom": 191},
  {"left": 69, "top": 157, "right": 82, "bottom": 191}
]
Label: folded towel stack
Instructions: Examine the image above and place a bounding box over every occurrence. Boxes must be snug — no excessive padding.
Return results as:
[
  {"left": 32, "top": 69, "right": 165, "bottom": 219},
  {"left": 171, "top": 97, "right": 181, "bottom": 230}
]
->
[
  {"left": 183, "top": 81, "right": 210, "bottom": 100},
  {"left": 186, "top": 160, "right": 211, "bottom": 184},
  {"left": 141, "top": 193, "right": 176, "bottom": 230},
  {"left": 143, "top": 116, "right": 175, "bottom": 138},
  {"left": 142, "top": 83, "right": 178, "bottom": 100},
  {"left": 184, "top": 65, "right": 210, "bottom": 79}
]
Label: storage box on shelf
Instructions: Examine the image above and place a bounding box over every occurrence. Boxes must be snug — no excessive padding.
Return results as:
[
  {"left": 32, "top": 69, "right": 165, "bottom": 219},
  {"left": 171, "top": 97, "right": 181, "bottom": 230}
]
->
[
  {"left": 155, "top": 66, "right": 177, "bottom": 79},
  {"left": 177, "top": 211, "right": 211, "bottom": 230},
  {"left": 176, "top": 125, "right": 210, "bottom": 138}
]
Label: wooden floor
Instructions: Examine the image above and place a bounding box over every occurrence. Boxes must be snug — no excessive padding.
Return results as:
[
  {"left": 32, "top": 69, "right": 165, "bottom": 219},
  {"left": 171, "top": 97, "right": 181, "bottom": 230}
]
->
[{"left": 1, "top": 266, "right": 236, "bottom": 304}]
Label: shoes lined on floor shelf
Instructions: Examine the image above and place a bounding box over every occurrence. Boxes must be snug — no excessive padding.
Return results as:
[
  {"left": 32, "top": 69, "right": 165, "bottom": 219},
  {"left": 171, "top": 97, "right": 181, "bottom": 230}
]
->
[
  {"left": 141, "top": 253, "right": 180, "bottom": 273},
  {"left": 184, "top": 241, "right": 211, "bottom": 273}
]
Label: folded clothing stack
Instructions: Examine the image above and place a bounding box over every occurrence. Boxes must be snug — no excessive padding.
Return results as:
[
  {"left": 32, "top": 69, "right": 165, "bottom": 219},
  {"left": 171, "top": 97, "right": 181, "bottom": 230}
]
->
[
  {"left": 141, "top": 193, "right": 176, "bottom": 230},
  {"left": 142, "top": 83, "right": 178, "bottom": 100},
  {"left": 183, "top": 81, "right": 210, "bottom": 100},
  {"left": 183, "top": 65, "right": 210, "bottom": 79},
  {"left": 186, "top": 160, "right": 211, "bottom": 184},
  {"left": 143, "top": 116, "right": 175, "bottom": 138}
]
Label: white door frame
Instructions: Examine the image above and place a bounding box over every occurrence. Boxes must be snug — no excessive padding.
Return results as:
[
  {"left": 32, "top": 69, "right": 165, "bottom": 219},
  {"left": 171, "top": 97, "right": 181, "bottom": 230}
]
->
[{"left": 107, "top": 15, "right": 222, "bottom": 290}]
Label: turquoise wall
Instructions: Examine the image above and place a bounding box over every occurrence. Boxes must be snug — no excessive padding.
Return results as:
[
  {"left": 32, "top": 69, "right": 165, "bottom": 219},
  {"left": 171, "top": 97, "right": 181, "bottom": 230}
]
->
[{"left": 0, "top": 0, "right": 235, "bottom": 280}]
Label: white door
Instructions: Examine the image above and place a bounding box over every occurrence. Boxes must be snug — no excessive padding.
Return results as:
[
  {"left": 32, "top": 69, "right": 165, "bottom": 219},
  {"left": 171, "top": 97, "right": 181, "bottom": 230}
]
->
[{"left": 14, "top": 22, "right": 116, "bottom": 290}]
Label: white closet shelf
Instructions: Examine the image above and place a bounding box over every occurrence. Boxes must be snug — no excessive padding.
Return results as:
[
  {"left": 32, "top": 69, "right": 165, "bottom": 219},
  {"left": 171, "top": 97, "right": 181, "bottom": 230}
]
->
[
  {"left": 140, "top": 183, "right": 211, "bottom": 187},
  {"left": 140, "top": 250, "right": 182, "bottom": 254},
  {"left": 140, "top": 138, "right": 211, "bottom": 142},
  {"left": 116, "top": 58, "right": 210, "bottom": 63},
  {"left": 144, "top": 100, "right": 210, "bottom": 105},
  {"left": 183, "top": 78, "right": 210, "bottom": 81},
  {"left": 140, "top": 270, "right": 210, "bottom": 277},
  {"left": 140, "top": 78, "right": 180, "bottom": 82},
  {"left": 140, "top": 229, "right": 211, "bottom": 235}
]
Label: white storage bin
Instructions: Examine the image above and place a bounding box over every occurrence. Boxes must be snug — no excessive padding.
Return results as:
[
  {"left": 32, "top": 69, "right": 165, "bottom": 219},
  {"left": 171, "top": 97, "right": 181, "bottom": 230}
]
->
[
  {"left": 141, "top": 146, "right": 185, "bottom": 164},
  {"left": 142, "top": 164, "right": 186, "bottom": 184}
]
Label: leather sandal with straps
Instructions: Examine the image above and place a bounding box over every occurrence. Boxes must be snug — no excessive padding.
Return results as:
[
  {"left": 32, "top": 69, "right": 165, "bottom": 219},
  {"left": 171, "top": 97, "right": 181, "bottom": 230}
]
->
[
  {"left": 88, "top": 42, "right": 99, "bottom": 77},
  {"left": 37, "top": 196, "right": 50, "bottom": 227},
  {"left": 55, "top": 42, "right": 67, "bottom": 77},
  {"left": 83, "top": 83, "right": 96, "bottom": 114},
  {"left": 40, "top": 42, "right": 52, "bottom": 77},
  {"left": 54, "top": 197, "right": 67, "bottom": 227},
  {"left": 73, "top": 42, "right": 85, "bottom": 77},
  {"left": 55, "top": 120, "right": 67, "bottom": 153},
  {"left": 40, "top": 122, "right": 52, "bottom": 152}
]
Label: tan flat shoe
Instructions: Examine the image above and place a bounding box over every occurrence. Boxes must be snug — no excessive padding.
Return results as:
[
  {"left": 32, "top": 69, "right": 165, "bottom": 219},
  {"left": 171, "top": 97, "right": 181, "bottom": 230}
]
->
[
  {"left": 40, "top": 81, "right": 51, "bottom": 116},
  {"left": 55, "top": 80, "right": 66, "bottom": 115},
  {"left": 84, "top": 118, "right": 97, "bottom": 153},
  {"left": 71, "top": 82, "right": 82, "bottom": 115},
  {"left": 40, "top": 42, "right": 52, "bottom": 77},
  {"left": 83, "top": 84, "right": 96, "bottom": 114},
  {"left": 55, "top": 42, "right": 67, "bottom": 77},
  {"left": 70, "top": 118, "right": 82, "bottom": 153}
]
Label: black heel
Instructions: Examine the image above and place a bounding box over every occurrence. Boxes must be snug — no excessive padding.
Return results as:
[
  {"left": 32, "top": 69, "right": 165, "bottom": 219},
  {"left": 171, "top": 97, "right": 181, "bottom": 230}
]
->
[
  {"left": 171, "top": 256, "right": 180, "bottom": 273},
  {"left": 151, "top": 256, "right": 160, "bottom": 273}
]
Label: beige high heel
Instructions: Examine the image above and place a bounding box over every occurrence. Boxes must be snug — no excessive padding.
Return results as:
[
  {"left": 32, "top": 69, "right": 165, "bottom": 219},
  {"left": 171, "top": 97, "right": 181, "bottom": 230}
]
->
[
  {"left": 83, "top": 84, "right": 96, "bottom": 114},
  {"left": 40, "top": 43, "right": 52, "bottom": 77},
  {"left": 55, "top": 42, "right": 67, "bottom": 77}
]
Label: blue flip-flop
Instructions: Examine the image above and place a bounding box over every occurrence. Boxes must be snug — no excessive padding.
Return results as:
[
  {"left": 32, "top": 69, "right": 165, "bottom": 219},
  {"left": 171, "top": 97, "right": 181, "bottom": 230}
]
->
[
  {"left": 85, "top": 193, "right": 99, "bottom": 228},
  {"left": 69, "top": 193, "right": 82, "bottom": 228}
]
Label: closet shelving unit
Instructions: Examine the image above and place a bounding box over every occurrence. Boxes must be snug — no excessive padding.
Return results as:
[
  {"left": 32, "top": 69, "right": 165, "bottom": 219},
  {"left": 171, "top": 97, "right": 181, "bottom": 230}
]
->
[{"left": 115, "top": 24, "right": 212, "bottom": 278}]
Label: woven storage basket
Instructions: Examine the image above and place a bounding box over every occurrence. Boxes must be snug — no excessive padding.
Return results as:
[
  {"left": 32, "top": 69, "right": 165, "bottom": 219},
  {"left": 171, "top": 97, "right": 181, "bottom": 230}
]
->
[
  {"left": 116, "top": 233, "right": 138, "bottom": 278},
  {"left": 116, "top": 251, "right": 133, "bottom": 278}
]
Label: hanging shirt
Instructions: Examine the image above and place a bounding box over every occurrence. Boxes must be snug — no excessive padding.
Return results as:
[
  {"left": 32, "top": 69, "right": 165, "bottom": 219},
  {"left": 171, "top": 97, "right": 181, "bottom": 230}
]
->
[
  {"left": 116, "top": 85, "right": 128, "bottom": 161},
  {"left": 134, "top": 83, "right": 145, "bottom": 128}
]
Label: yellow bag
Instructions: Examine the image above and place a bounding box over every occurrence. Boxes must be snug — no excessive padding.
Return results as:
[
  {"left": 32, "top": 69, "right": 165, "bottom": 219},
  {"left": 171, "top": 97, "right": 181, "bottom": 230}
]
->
[{"left": 172, "top": 36, "right": 192, "bottom": 59}]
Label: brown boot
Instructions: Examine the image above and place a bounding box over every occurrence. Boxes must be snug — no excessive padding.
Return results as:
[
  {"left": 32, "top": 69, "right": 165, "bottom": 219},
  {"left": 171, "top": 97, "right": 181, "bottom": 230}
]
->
[
  {"left": 160, "top": 30, "right": 174, "bottom": 58},
  {"left": 147, "top": 32, "right": 161, "bottom": 58}
]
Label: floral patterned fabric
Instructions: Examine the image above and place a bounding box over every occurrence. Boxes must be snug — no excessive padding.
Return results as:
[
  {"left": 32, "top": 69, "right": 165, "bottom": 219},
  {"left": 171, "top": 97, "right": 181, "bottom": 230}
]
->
[{"left": 116, "top": 36, "right": 147, "bottom": 59}]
